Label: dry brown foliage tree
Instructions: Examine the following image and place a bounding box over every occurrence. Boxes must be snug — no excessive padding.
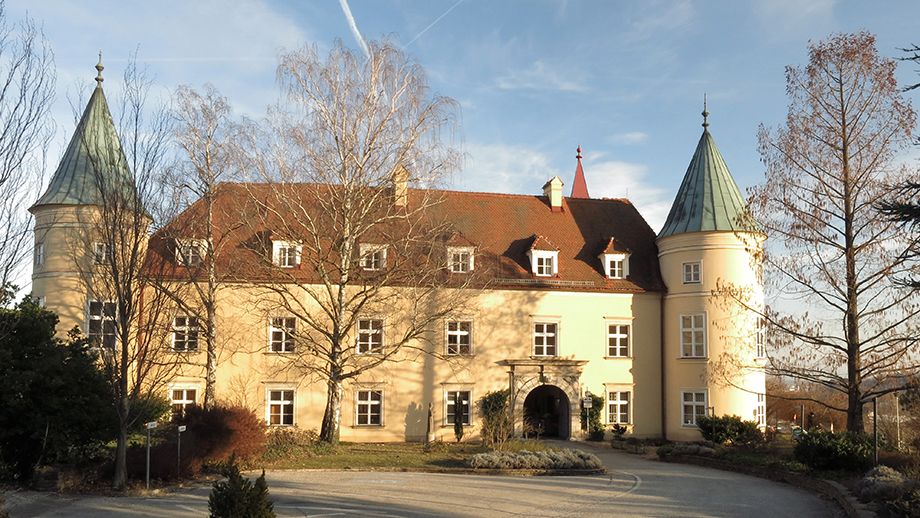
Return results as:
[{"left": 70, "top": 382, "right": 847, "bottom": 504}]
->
[
  {"left": 237, "top": 38, "right": 471, "bottom": 443},
  {"left": 750, "top": 32, "right": 920, "bottom": 433}
]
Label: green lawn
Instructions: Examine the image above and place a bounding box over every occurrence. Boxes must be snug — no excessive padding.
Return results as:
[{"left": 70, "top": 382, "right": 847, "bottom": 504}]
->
[{"left": 259, "top": 441, "right": 491, "bottom": 470}]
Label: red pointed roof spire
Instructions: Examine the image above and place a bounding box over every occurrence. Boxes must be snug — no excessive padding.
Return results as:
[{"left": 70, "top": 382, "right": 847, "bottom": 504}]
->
[{"left": 570, "top": 145, "right": 590, "bottom": 198}]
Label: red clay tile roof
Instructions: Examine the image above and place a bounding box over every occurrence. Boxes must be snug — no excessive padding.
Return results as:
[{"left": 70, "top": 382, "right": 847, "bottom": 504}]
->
[{"left": 149, "top": 183, "right": 665, "bottom": 293}]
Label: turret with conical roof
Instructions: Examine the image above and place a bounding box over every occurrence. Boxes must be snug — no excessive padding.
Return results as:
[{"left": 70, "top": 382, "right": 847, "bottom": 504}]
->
[
  {"left": 30, "top": 57, "right": 146, "bottom": 339},
  {"left": 656, "top": 104, "right": 766, "bottom": 441}
]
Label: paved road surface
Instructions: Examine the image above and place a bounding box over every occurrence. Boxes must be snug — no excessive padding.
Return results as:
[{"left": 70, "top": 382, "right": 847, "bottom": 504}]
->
[{"left": 1, "top": 441, "right": 844, "bottom": 517}]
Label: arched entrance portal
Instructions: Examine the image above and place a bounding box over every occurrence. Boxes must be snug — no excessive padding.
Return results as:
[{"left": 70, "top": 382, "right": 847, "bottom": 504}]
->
[{"left": 522, "top": 385, "right": 570, "bottom": 438}]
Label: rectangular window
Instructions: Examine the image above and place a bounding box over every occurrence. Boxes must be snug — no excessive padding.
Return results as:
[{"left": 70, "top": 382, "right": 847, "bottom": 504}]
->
[
  {"left": 360, "top": 245, "right": 386, "bottom": 271},
  {"left": 357, "top": 319, "right": 383, "bottom": 354},
  {"left": 448, "top": 248, "right": 473, "bottom": 273},
  {"left": 533, "top": 322, "right": 558, "bottom": 356},
  {"left": 755, "top": 316, "right": 766, "bottom": 358},
  {"left": 178, "top": 242, "right": 203, "bottom": 267},
  {"left": 756, "top": 394, "right": 766, "bottom": 426},
  {"left": 607, "top": 391, "right": 631, "bottom": 424},
  {"left": 171, "top": 388, "right": 197, "bottom": 417},
  {"left": 276, "top": 246, "right": 298, "bottom": 268},
  {"left": 88, "top": 300, "right": 117, "bottom": 349},
  {"left": 607, "top": 324, "right": 630, "bottom": 357},
  {"left": 173, "top": 315, "right": 199, "bottom": 351},
  {"left": 446, "top": 321, "right": 472, "bottom": 355},
  {"left": 268, "top": 390, "right": 295, "bottom": 426},
  {"left": 269, "top": 317, "right": 296, "bottom": 353},
  {"left": 608, "top": 258, "right": 624, "bottom": 278},
  {"left": 446, "top": 390, "right": 471, "bottom": 425},
  {"left": 536, "top": 256, "right": 554, "bottom": 276},
  {"left": 680, "top": 314, "right": 706, "bottom": 357},
  {"left": 356, "top": 390, "right": 383, "bottom": 425},
  {"left": 682, "top": 390, "right": 708, "bottom": 426},
  {"left": 34, "top": 243, "right": 43, "bottom": 267},
  {"left": 683, "top": 262, "right": 701, "bottom": 284},
  {"left": 93, "top": 242, "right": 111, "bottom": 266}
]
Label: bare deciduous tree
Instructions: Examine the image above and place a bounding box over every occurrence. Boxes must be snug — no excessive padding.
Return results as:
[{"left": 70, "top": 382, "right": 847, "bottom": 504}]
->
[
  {"left": 749, "top": 32, "right": 920, "bottom": 433},
  {"left": 237, "top": 38, "right": 469, "bottom": 443},
  {"left": 0, "top": 2, "right": 55, "bottom": 295}
]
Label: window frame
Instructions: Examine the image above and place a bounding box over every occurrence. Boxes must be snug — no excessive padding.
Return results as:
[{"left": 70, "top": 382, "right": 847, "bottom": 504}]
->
[
  {"left": 532, "top": 319, "right": 559, "bottom": 357},
  {"left": 681, "top": 390, "right": 708, "bottom": 427},
  {"left": 268, "top": 317, "right": 296, "bottom": 353},
  {"left": 356, "top": 389, "right": 383, "bottom": 426},
  {"left": 170, "top": 386, "right": 198, "bottom": 417},
  {"left": 357, "top": 318, "right": 384, "bottom": 354},
  {"left": 272, "top": 241, "right": 301, "bottom": 268},
  {"left": 603, "top": 253, "right": 629, "bottom": 279},
  {"left": 172, "top": 314, "right": 200, "bottom": 352},
  {"left": 445, "top": 389, "right": 472, "bottom": 426},
  {"left": 682, "top": 262, "right": 701, "bottom": 284},
  {"left": 606, "top": 390, "right": 631, "bottom": 425},
  {"left": 360, "top": 244, "right": 387, "bottom": 271},
  {"left": 605, "top": 320, "right": 631, "bottom": 358},
  {"left": 34, "top": 242, "right": 43, "bottom": 267},
  {"left": 87, "top": 299, "right": 117, "bottom": 350},
  {"left": 755, "top": 393, "right": 766, "bottom": 427},
  {"left": 93, "top": 242, "right": 111, "bottom": 266},
  {"left": 176, "top": 238, "right": 206, "bottom": 267},
  {"left": 527, "top": 250, "right": 559, "bottom": 277},
  {"left": 447, "top": 247, "right": 474, "bottom": 273},
  {"left": 446, "top": 320, "right": 472, "bottom": 355},
  {"left": 680, "top": 313, "right": 707, "bottom": 358},
  {"left": 267, "top": 388, "right": 296, "bottom": 426},
  {"left": 755, "top": 316, "right": 766, "bottom": 359}
]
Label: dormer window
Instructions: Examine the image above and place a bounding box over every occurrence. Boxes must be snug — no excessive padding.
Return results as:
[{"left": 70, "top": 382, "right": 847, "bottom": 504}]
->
[
  {"left": 447, "top": 247, "right": 474, "bottom": 273},
  {"left": 603, "top": 254, "right": 629, "bottom": 279},
  {"left": 177, "top": 239, "right": 206, "bottom": 267},
  {"left": 360, "top": 244, "right": 386, "bottom": 271},
  {"left": 526, "top": 236, "right": 559, "bottom": 277},
  {"left": 273, "top": 241, "right": 301, "bottom": 268}
]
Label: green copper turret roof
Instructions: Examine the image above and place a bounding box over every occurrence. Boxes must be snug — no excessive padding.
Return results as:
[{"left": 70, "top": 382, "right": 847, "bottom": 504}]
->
[
  {"left": 30, "top": 59, "right": 142, "bottom": 213},
  {"left": 657, "top": 110, "right": 762, "bottom": 239}
]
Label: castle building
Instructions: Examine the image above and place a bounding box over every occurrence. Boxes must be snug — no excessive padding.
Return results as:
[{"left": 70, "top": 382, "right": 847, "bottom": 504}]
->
[{"left": 30, "top": 66, "right": 765, "bottom": 442}]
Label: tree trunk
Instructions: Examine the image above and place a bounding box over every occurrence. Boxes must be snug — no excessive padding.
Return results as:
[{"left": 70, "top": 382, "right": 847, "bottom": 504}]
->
[
  {"left": 113, "top": 393, "right": 129, "bottom": 487},
  {"left": 320, "top": 377, "right": 343, "bottom": 444}
]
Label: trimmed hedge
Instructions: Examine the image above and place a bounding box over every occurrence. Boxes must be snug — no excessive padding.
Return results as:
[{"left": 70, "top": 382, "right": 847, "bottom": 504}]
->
[
  {"left": 793, "top": 430, "right": 871, "bottom": 472},
  {"left": 467, "top": 449, "right": 602, "bottom": 470}
]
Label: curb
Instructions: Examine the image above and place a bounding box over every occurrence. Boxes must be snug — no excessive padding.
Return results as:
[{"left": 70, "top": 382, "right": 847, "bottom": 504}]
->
[{"left": 660, "top": 455, "right": 875, "bottom": 518}]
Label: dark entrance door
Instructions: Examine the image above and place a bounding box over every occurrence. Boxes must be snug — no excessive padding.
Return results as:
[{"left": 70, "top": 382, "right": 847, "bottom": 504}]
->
[{"left": 522, "top": 385, "right": 569, "bottom": 438}]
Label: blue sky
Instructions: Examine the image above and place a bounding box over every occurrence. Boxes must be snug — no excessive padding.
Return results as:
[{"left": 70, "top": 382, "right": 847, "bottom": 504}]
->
[{"left": 12, "top": 0, "right": 920, "bottom": 232}]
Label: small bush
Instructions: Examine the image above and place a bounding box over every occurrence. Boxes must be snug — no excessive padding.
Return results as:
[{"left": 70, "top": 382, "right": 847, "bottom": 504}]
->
[
  {"left": 696, "top": 415, "right": 763, "bottom": 447},
  {"left": 793, "top": 430, "right": 871, "bottom": 472},
  {"left": 855, "top": 466, "right": 908, "bottom": 502},
  {"left": 501, "top": 439, "right": 552, "bottom": 453},
  {"left": 478, "top": 390, "right": 512, "bottom": 449},
  {"left": 208, "top": 455, "right": 275, "bottom": 518},
  {"left": 885, "top": 489, "right": 920, "bottom": 518},
  {"left": 611, "top": 424, "right": 627, "bottom": 440},
  {"left": 580, "top": 392, "right": 605, "bottom": 441},
  {"left": 468, "top": 449, "right": 602, "bottom": 470}
]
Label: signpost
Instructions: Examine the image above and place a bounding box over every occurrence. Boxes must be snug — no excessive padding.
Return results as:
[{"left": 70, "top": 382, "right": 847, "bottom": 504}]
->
[
  {"left": 177, "top": 425, "right": 187, "bottom": 479},
  {"left": 146, "top": 421, "right": 157, "bottom": 489}
]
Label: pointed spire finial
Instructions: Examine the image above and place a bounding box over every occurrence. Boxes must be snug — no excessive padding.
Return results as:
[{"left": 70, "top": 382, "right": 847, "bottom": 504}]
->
[
  {"left": 576, "top": 145, "right": 582, "bottom": 160},
  {"left": 702, "top": 94, "right": 709, "bottom": 129},
  {"left": 95, "top": 52, "right": 104, "bottom": 86}
]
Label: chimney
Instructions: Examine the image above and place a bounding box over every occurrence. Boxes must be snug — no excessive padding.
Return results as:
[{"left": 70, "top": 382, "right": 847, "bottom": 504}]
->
[
  {"left": 542, "top": 176, "right": 564, "bottom": 212},
  {"left": 393, "top": 166, "right": 408, "bottom": 209}
]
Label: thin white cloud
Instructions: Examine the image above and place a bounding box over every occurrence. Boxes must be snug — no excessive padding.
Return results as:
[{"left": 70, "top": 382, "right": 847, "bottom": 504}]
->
[
  {"left": 496, "top": 61, "right": 589, "bottom": 92},
  {"left": 339, "top": 0, "right": 370, "bottom": 58},
  {"left": 585, "top": 159, "right": 672, "bottom": 233},
  {"left": 608, "top": 132, "right": 649, "bottom": 146},
  {"left": 403, "top": 0, "right": 465, "bottom": 51},
  {"left": 457, "top": 141, "right": 559, "bottom": 195}
]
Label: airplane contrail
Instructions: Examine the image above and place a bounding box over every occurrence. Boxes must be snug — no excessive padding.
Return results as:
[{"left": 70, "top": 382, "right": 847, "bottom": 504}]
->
[
  {"left": 339, "top": 0, "right": 370, "bottom": 58},
  {"left": 403, "top": 0, "right": 464, "bottom": 50}
]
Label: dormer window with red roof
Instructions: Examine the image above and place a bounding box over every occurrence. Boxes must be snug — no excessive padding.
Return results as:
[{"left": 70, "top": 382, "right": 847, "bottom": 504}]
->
[
  {"left": 273, "top": 241, "right": 301, "bottom": 268},
  {"left": 360, "top": 244, "right": 387, "bottom": 271},
  {"left": 447, "top": 246, "right": 474, "bottom": 273},
  {"left": 599, "top": 238, "right": 631, "bottom": 280},
  {"left": 526, "top": 235, "right": 559, "bottom": 277}
]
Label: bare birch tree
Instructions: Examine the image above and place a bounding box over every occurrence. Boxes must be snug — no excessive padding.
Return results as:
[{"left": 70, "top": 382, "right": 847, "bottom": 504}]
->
[
  {"left": 0, "top": 2, "right": 55, "bottom": 295},
  {"left": 238, "top": 38, "right": 469, "bottom": 443},
  {"left": 750, "top": 32, "right": 920, "bottom": 432},
  {"left": 75, "top": 57, "right": 176, "bottom": 487}
]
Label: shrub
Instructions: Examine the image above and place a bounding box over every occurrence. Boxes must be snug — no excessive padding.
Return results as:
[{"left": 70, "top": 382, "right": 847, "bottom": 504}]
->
[
  {"left": 580, "top": 392, "right": 605, "bottom": 441},
  {"left": 208, "top": 455, "right": 275, "bottom": 518},
  {"left": 263, "top": 428, "right": 318, "bottom": 461},
  {"left": 793, "top": 430, "right": 871, "bottom": 472},
  {"left": 0, "top": 498, "right": 9, "bottom": 518},
  {"left": 467, "top": 449, "right": 602, "bottom": 470},
  {"left": 611, "top": 424, "right": 627, "bottom": 440},
  {"left": 855, "top": 466, "right": 908, "bottom": 502},
  {"left": 696, "top": 414, "right": 763, "bottom": 447},
  {"left": 478, "top": 390, "right": 512, "bottom": 449}
]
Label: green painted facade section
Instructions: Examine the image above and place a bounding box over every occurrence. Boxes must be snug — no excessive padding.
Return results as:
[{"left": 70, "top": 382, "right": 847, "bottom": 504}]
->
[
  {"left": 657, "top": 129, "right": 762, "bottom": 239},
  {"left": 30, "top": 84, "right": 141, "bottom": 212}
]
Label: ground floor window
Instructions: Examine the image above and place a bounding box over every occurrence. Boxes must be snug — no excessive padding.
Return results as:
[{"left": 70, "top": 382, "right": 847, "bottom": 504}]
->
[
  {"left": 681, "top": 390, "right": 708, "bottom": 426},
  {"left": 756, "top": 393, "right": 766, "bottom": 426},
  {"left": 170, "top": 388, "right": 197, "bottom": 418},
  {"left": 268, "top": 389, "right": 295, "bottom": 426},
  {"left": 446, "top": 390, "right": 471, "bottom": 426},
  {"left": 356, "top": 390, "right": 383, "bottom": 426},
  {"left": 607, "top": 390, "right": 630, "bottom": 424}
]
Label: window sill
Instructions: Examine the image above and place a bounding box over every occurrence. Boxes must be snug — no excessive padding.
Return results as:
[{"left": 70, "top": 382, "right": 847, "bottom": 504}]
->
[
  {"left": 352, "top": 424, "right": 384, "bottom": 428},
  {"left": 604, "top": 356, "right": 632, "bottom": 360},
  {"left": 446, "top": 353, "right": 475, "bottom": 358},
  {"left": 677, "top": 356, "right": 708, "bottom": 362},
  {"left": 264, "top": 351, "right": 296, "bottom": 355},
  {"left": 171, "top": 349, "right": 202, "bottom": 354}
]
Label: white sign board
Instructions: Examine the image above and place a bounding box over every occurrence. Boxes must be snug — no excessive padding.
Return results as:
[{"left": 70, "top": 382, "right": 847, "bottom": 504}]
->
[
  {"left": 147, "top": 421, "right": 158, "bottom": 429},
  {"left": 178, "top": 425, "right": 187, "bottom": 432},
  {"left": 582, "top": 397, "right": 593, "bottom": 409}
]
